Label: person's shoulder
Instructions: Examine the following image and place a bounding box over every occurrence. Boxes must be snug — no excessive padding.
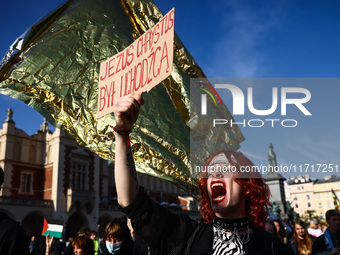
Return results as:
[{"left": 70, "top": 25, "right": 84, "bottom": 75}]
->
[
  {"left": 253, "top": 228, "right": 276, "bottom": 238},
  {"left": 253, "top": 228, "right": 294, "bottom": 255},
  {"left": 288, "top": 236, "right": 296, "bottom": 246},
  {"left": 308, "top": 228, "right": 323, "bottom": 237},
  {"left": 313, "top": 233, "right": 325, "bottom": 246},
  {"left": 0, "top": 213, "right": 25, "bottom": 235},
  {"left": 310, "top": 234, "right": 318, "bottom": 242},
  {"left": 0, "top": 214, "right": 29, "bottom": 255},
  {"left": 314, "top": 233, "right": 325, "bottom": 241},
  {"left": 194, "top": 218, "right": 211, "bottom": 232},
  {"left": 312, "top": 233, "right": 328, "bottom": 254},
  {"left": 64, "top": 243, "right": 75, "bottom": 255}
]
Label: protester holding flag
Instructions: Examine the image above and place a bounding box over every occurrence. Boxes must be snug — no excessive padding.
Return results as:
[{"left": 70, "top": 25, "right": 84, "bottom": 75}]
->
[
  {"left": 112, "top": 94, "right": 294, "bottom": 255},
  {"left": 46, "top": 234, "right": 54, "bottom": 255}
]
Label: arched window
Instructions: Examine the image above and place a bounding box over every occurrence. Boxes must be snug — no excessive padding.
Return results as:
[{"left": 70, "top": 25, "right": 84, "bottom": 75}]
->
[
  {"left": 29, "top": 145, "right": 36, "bottom": 163},
  {"left": 13, "top": 142, "right": 21, "bottom": 161}
]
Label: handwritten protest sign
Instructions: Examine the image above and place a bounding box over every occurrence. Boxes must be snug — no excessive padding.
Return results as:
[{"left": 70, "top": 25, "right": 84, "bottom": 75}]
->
[{"left": 97, "top": 8, "right": 175, "bottom": 118}]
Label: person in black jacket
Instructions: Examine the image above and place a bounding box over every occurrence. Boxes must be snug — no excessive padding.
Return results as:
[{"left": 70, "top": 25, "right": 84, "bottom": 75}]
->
[
  {"left": 0, "top": 166, "right": 29, "bottom": 255},
  {"left": 113, "top": 94, "right": 294, "bottom": 255},
  {"left": 0, "top": 211, "right": 30, "bottom": 255},
  {"left": 312, "top": 210, "right": 340, "bottom": 255}
]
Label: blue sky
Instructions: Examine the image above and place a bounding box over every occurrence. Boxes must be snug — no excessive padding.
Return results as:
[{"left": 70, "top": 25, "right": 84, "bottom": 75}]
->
[{"left": 1, "top": 0, "right": 340, "bottom": 179}]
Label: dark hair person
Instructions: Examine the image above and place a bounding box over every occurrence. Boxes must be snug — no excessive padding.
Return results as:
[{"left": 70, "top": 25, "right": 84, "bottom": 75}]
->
[
  {"left": 274, "top": 219, "right": 288, "bottom": 243},
  {"left": 100, "top": 219, "right": 134, "bottom": 255},
  {"left": 0, "top": 167, "right": 29, "bottom": 255},
  {"left": 113, "top": 94, "right": 294, "bottom": 255},
  {"left": 265, "top": 218, "right": 282, "bottom": 241},
  {"left": 312, "top": 209, "right": 340, "bottom": 255}
]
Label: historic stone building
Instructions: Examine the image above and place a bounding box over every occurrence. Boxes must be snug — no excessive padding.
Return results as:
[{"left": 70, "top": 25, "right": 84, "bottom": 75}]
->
[
  {"left": 312, "top": 176, "right": 340, "bottom": 219},
  {"left": 0, "top": 108, "right": 197, "bottom": 239},
  {"left": 286, "top": 175, "right": 340, "bottom": 219},
  {"left": 263, "top": 144, "right": 340, "bottom": 221},
  {"left": 286, "top": 175, "right": 315, "bottom": 217}
]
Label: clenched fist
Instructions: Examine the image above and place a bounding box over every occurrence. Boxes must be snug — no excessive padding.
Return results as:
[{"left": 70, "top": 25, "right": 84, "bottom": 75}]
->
[{"left": 112, "top": 94, "right": 144, "bottom": 132}]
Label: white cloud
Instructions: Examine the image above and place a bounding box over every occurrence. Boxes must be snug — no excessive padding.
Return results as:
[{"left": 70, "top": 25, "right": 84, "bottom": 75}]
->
[
  {"left": 242, "top": 149, "right": 266, "bottom": 161},
  {"left": 285, "top": 135, "right": 340, "bottom": 164}
]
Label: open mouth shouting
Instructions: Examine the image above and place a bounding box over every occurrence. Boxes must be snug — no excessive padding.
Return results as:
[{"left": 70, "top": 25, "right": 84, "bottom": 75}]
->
[{"left": 211, "top": 181, "right": 226, "bottom": 203}]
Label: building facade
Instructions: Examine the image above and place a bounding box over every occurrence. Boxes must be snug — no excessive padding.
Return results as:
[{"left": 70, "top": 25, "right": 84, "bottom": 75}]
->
[
  {"left": 287, "top": 175, "right": 340, "bottom": 219},
  {"left": 286, "top": 175, "right": 315, "bottom": 217},
  {"left": 0, "top": 108, "right": 197, "bottom": 239},
  {"left": 313, "top": 176, "right": 340, "bottom": 219}
]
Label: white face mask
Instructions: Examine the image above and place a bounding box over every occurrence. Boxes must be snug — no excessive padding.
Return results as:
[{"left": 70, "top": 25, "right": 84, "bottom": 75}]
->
[{"left": 105, "top": 241, "right": 122, "bottom": 254}]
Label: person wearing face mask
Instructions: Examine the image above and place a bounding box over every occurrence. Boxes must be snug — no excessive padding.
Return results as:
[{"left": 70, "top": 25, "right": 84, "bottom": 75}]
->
[
  {"left": 100, "top": 218, "right": 134, "bottom": 255},
  {"left": 113, "top": 94, "right": 294, "bottom": 255}
]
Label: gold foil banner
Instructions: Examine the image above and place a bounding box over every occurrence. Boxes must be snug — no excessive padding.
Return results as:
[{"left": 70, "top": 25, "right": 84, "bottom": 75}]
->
[{"left": 0, "top": 0, "right": 244, "bottom": 194}]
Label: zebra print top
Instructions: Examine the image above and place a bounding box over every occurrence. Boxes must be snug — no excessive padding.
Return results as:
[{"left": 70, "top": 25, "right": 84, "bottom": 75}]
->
[{"left": 212, "top": 217, "right": 249, "bottom": 255}]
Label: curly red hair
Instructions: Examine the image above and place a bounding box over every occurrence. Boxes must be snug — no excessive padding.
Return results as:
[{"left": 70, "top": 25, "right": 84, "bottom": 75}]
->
[{"left": 198, "top": 150, "right": 271, "bottom": 228}]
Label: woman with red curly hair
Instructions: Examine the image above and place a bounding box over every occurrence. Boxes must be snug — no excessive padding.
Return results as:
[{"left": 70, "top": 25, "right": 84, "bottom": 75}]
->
[
  {"left": 198, "top": 150, "right": 270, "bottom": 228},
  {"left": 113, "top": 94, "right": 293, "bottom": 255}
]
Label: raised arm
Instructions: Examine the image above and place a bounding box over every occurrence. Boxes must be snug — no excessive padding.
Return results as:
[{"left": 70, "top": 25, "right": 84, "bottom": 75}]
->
[
  {"left": 45, "top": 234, "right": 54, "bottom": 255},
  {"left": 113, "top": 94, "right": 144, "bottom": 207}
]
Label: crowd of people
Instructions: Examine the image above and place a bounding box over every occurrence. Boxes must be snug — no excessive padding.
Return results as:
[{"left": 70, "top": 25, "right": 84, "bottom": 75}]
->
[
  {"left": 265, "top": 210, "right": 340, "bottom": 255},
  {"left": 110, "top": 94, "right": 340, "bottom": 255},
  {"left": 25, "top": 219, "right": 149, "bottom": 255},
  {"left": 1, "top": 94, "right": 340, "bottom": 255},
  {"left": 2, "top": 210, "right": 338, "bottom": 255}
]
